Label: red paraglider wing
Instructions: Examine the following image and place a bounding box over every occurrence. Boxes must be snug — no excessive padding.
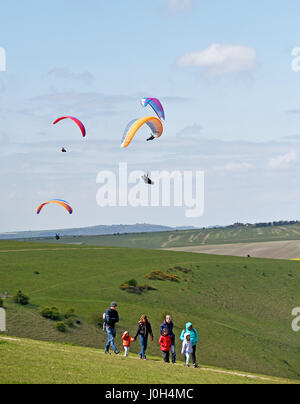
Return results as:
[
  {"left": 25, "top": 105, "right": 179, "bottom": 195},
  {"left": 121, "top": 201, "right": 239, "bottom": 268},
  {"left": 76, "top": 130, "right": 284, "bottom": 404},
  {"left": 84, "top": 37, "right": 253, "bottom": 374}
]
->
[{"left": 53, "top": 116, "right": 86, "bottom": 137}]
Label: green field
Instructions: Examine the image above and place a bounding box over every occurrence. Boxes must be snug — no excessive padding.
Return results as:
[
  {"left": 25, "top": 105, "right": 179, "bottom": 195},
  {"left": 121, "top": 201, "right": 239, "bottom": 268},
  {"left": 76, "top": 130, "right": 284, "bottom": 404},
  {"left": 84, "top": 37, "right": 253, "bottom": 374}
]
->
[
  {"left": 26, "top": 223, "right": 300, "bottom": 249},
  {"left": 1, "top": 336, "right": 298, "bottom": 384},
  {"left": 1, "top": 240, "right": 300, "bottom": 383}
]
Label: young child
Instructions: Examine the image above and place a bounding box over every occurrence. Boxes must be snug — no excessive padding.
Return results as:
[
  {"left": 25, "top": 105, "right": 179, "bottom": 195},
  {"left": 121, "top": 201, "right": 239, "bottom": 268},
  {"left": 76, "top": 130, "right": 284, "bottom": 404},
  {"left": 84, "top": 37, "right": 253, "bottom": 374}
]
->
[
  {"left": 159, "top": 328, "right": 172, "bottom": 363},
  {"left": 122, "top": 331, "right": 135, "bottom": 357},
  {"left": 181, "top": 333, "right": 193, "bottom": 367}
]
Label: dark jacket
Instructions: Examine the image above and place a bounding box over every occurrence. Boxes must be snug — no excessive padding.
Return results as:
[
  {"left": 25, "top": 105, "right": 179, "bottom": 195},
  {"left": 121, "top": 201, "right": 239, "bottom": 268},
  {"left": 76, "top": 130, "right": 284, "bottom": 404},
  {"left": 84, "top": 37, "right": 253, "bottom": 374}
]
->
[
  {"left": 134, "top": 320, "right": 153, "bottom": 339},
  {"left": 105, "top": 308, "right": 119, "bottom": 328},
  {"left": 160, "top": 320, "right": 175, "bottom": 344}
]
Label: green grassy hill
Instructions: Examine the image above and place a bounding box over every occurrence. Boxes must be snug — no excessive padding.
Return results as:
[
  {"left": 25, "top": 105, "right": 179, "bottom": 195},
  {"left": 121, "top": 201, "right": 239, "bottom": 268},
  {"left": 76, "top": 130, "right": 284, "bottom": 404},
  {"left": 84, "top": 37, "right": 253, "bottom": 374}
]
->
[
  {"left": 26, "top": 223, "right": 300, "bottom": 249},
  {"left": 1, "top": 240, "right": 300, "bottom": 382},
  {"left": 1, "top": 336, "right": 298, "bottom": 384}
]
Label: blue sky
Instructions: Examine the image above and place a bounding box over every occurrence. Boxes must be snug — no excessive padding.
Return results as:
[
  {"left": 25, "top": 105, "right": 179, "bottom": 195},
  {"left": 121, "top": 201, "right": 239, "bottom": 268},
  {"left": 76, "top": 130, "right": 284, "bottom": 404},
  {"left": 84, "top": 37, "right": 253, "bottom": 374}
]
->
[{"left": 1, "top": 0, "right": 300, "bottom": 232}]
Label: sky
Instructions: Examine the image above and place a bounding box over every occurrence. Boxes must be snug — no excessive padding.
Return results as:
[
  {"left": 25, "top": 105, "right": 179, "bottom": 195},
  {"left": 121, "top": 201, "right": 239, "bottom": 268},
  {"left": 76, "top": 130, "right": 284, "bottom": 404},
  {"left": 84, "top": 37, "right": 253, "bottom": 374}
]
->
[{"left": 1, "top": 0, "right": 300, "bottom": 232}]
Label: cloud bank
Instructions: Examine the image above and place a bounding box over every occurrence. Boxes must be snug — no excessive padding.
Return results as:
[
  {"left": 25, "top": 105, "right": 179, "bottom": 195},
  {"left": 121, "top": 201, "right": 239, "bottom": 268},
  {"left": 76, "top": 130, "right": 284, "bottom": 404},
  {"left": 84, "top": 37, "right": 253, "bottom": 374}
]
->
[{"left": 177, "top": 43, "right": 258, "bottom": 76}]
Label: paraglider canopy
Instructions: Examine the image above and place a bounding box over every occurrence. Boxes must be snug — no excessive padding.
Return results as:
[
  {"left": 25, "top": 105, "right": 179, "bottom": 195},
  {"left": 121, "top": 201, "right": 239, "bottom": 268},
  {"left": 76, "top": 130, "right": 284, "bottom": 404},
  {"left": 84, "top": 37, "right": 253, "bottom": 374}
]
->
[
  {"left": 121, "top": 116, "right": 163, "bottom": 148},
  {"left": 37, "top": 199, "right": 73, "bottom": 215},
  {"left": 141, "top": 98, "right": 165, "bottom": 121},
  {"left": 53, "top": 116, "right": 86, "bottom": 138}
]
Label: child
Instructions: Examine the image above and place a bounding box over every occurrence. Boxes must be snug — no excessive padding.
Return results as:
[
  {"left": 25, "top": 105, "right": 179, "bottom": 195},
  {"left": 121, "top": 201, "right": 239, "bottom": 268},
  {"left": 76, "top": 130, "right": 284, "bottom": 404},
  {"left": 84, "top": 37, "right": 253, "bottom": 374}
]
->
[
  {"left": 181, "top": 333, "right": 193, "bottom": 367},
  {"left": 122, "top": 331, "right": 134, "bottom": 357},
  {"left": 159, "top": 328, "right": 172, "bottom": 363}
]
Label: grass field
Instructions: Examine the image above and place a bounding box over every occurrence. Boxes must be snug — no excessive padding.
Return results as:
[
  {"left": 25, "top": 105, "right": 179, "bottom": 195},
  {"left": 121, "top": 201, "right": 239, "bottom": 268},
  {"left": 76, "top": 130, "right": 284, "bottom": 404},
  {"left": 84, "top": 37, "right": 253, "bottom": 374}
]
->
[
  {"left": 1, "top": 240, "right": 300, "bottom": 382},
  {"left": 25, "top": 223, "right": 300, "bottom": 252},
  {"left": 0, "top": 336, "right": 298, "bottom": 384}
]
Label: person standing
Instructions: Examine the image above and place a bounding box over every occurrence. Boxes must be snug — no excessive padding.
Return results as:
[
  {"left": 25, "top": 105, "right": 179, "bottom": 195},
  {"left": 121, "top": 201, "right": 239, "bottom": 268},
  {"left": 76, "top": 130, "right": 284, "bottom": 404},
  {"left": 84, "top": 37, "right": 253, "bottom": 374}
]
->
[
  {"left": 181, "top": 333, "right": 193, "bottom": 367},
  {"left": 104, "top": 302, "right": 120, "bottom": 355},
  {"left": 180, "top": 322, "right": 199, "bottom": 368},
  {"left": 159, "top": 328, "right": 172, "bottom": 363},
  {"left": 134, "top": 314, "right": 154, "bottom": 360},
  {"left": 160, "top": 314, "right": 176, "bottom": 364},
  {"left": 122, "top": 331, "right": 135, "bottom": 357}
]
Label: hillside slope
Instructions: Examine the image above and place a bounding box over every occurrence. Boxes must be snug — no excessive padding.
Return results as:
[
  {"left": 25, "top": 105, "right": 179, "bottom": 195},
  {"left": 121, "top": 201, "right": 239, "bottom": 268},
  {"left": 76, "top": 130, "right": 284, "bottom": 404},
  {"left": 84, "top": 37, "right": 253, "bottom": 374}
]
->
[
  {"left": 166, "top": 240, "right": 300, "bottom": 260},
  {"left": 27, "top": 223, "right": 300, "bottom": 252},
  {"left": 1, "top": 241, "right": 300, "bottom": 381},
  {"left": 0, "top": 336, "right": 298, "bottom": 384}
]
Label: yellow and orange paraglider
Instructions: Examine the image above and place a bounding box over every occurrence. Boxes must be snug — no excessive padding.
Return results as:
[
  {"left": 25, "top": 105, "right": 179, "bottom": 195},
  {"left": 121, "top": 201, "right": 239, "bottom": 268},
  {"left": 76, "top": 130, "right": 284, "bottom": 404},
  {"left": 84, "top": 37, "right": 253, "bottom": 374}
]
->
[
  {"left": 36, "top": 199, "right": 73, "bottom": 215},
  {"left": 121, "top": 116, "right": 163, "bottom": 148}
]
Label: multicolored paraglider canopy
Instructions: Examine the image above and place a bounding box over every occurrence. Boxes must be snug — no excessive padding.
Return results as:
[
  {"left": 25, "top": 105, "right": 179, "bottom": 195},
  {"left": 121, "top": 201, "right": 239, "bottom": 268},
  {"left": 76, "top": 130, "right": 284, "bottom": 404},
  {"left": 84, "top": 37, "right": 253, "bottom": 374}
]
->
[
  {"left": 141, "top": 98, "right": 165, "bottom": 121},
  {"left": 121, "top": 116, "right": 163, "bottom": 148},
  {"left": 37, "top": 199, "right": 73, "bottom": 215},
  {"left": 53, "top": 116, "right": 86, "bottom": 138}
]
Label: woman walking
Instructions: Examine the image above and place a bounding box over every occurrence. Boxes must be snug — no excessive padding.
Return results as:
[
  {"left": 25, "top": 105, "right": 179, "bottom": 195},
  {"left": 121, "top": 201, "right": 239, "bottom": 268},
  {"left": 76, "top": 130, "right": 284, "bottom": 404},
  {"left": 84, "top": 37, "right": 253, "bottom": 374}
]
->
[{"left": 134, "top": 314, "right": 154, "bottom": 360}]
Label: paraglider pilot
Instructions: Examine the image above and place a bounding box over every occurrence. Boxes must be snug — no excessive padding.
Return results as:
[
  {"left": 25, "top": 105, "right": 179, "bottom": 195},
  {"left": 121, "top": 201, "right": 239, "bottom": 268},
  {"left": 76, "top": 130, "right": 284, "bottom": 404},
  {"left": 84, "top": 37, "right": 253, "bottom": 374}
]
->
[{"left": 142, "top": 174, "right": 154, "bottom": 185}]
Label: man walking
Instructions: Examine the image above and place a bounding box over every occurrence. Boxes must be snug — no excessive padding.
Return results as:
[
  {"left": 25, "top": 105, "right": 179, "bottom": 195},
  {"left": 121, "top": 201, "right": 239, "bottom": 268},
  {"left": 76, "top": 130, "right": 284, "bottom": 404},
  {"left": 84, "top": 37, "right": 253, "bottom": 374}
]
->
[{"left": 104, "top": 302, "right": 120, "bottom": 355}]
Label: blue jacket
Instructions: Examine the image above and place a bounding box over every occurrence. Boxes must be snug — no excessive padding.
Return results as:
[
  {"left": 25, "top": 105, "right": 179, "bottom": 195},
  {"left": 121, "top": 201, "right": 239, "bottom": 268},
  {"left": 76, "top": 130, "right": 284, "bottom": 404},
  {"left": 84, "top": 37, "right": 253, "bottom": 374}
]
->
[
  {"left": 105, "top": 308, "right": 119, "bottom": 328},
  {"left": 160, "top": 320, "right": 175, "bottom": 344},
  {"left": 180, "top": 322, "right": 198, "bottom": 346}
]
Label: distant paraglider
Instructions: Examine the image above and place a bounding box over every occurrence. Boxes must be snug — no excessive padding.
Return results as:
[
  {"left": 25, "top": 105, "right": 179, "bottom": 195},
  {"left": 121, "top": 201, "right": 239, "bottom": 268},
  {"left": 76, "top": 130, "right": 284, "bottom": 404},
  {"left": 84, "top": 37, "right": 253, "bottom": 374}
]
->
[
  {"left": 141, "top": 98, "right": 165, "bottom": 121},
  {"left": 61, "top": 147, "right": 67, "bottom": 153},
  {"left": 121, "top": 116, "right": 163, "bottom": 148},
  {"left": 142, "top": 174, "right": 154, "bottom": 185},
  {"left": 53, "top": 116, "right": 86, "bottom": 138},
  {"left": 37, "top": 199, "right": 73, "bottom": 215}
]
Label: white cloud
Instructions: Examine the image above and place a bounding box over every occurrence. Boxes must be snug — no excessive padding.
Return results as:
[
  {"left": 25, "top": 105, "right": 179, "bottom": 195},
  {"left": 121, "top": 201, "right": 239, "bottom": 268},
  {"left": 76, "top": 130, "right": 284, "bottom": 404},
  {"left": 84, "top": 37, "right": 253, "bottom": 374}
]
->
[
  {"left": 177, "top": 43, "right": 258, "bottom": 76},
  {"left": 268, "top": 151, "right": 297, "bottom": 170},
  {"left": 168, "top": 0, "right": 193, "bottom": 13}
]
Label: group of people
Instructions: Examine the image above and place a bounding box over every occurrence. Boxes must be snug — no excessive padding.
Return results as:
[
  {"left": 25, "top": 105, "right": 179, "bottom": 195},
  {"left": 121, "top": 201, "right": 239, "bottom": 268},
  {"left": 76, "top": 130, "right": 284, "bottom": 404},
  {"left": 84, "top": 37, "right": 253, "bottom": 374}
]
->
[{"left": 103, "top": 302, "right": 199, "bottom": 368}]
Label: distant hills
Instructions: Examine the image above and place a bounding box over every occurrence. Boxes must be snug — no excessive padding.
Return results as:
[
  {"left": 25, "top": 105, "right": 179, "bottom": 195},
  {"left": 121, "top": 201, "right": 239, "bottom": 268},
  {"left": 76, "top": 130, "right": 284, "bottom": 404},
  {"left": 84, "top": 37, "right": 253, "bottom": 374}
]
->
[{"left": 0, "top": 223, "right": 196, "bottom": 240}]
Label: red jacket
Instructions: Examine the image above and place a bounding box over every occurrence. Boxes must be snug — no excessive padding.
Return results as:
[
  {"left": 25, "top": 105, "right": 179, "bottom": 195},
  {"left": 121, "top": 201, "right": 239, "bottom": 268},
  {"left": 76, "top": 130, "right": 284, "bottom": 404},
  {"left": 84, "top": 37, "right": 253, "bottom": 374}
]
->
[
  {"left": 122, "top": 333, "right": 134, "bottom": 347},
  {"left": 159, "top": 335, "right": 172, "bottom": 352}
]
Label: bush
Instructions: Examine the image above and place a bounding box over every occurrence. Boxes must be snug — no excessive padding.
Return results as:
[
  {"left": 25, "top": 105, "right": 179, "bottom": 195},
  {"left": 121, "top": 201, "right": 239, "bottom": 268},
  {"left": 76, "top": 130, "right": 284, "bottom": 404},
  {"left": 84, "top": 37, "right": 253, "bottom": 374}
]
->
[
  {"left": 13, "top": 290, "right": 29, "bottom": 306},
  {"left": 56, "top": 322, "right": 66, "bottom": 332},
  {"left": 145, "top": 271, "right": 179, "bottom": 283},
  {"left": 173, "top": 266, "right": 192, "bottom": 274},
  {"left": 120, "top": 282, "right": 157, "bottom": 295},
  {"left": 127, "top": 279, "right": 138, "bottom": 287},
  {"left": 64, "top": 308, "right": 75, "bottom": 319},
  {"left": 0, "top": 298, "right": 3, "bottom": 308},
  {"left": 41, "top": 306, "right": 61, "bottom": 321}
]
